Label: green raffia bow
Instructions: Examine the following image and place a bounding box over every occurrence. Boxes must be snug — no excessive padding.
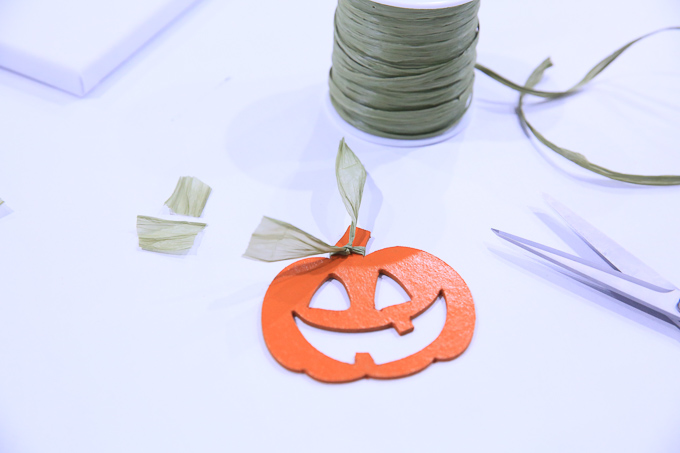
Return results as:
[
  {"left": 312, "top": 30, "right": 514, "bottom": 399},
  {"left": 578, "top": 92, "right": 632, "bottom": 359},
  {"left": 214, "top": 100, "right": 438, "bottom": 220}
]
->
[
  {"left": 243, "top": 139, "right": 367, "bottom": 262},
  {"left": 475, "top": 26, "right": 680, "bottom": 186}
]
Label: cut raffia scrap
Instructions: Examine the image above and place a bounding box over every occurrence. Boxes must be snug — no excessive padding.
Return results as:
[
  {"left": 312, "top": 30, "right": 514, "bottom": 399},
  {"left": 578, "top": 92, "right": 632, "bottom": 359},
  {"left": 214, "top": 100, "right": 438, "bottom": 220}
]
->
[
  {"left": 244, "top": 138, "right": 367, "bottom": 262},
  {"left": 165, "top": 176, "right": 212, "bottom": 217},
  {"left": 137, "top": 215, "right": 206, "bottom": 254}
]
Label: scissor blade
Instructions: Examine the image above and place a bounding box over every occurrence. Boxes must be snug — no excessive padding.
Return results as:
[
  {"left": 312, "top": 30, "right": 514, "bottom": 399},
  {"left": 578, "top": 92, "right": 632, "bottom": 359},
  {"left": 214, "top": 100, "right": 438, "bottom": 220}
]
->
[
  {"left": 543, "top": 194, "right": 676, "bottom": 291},
  {"left": 492, "top": 228, "right": 680, "bottom": 322},
  {"left": 493, "top": 228, "right": 680, "bottom": 324}
]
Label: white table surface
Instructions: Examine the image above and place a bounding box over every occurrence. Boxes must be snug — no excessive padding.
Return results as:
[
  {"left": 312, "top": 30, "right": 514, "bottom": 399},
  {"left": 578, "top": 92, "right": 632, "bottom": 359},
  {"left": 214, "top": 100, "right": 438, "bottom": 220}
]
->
[{"left": 1, "top": 0, "right": 679, "bottom": 452}]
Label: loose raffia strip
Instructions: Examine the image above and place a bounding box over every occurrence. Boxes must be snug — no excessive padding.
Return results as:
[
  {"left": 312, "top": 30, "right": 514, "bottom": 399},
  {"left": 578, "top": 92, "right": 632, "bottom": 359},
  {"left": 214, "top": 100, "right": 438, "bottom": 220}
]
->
[
  {"left": 244, "top": 139, "right": 367, "bottom": 262},
  {"left": 165, "top": 176, "right": 212, "bottom": 217},
  {"left": 137, "top": 215, "right": 207, "bottom": 254},
  {"left": 475, "top": 26, "right": 680, "bottom": 186},
  {"left": 0, "top": 198, "right": 4, "bottom": 206}
]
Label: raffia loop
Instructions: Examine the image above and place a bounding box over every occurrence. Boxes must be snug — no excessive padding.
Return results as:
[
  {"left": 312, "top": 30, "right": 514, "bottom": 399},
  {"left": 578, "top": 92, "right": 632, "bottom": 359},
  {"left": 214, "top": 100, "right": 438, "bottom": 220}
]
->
[
  {"left": 333, "top": 244, "right": 366, "bottom": 256},
  {"left": 336, "top": 138, "right": 366, "bottom": 249},
  {"left": 476, "top": 26, "right": 680, "bottom": 186},
  {"left": 244, "top": 139, "right": 368, "bottom": 262}
]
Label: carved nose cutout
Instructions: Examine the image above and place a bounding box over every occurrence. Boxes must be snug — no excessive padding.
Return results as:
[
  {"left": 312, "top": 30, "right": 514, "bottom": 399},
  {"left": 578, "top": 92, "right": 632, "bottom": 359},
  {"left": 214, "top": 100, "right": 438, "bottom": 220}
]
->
[
  {"left": 308, "top": 278, "right": 350, "bottom": 311},
  {"left": 374, "top": 273, "right": 410, "bottom": 310},
  {"left": 296, "top": 296, "right": 447, "bottom": 365}
]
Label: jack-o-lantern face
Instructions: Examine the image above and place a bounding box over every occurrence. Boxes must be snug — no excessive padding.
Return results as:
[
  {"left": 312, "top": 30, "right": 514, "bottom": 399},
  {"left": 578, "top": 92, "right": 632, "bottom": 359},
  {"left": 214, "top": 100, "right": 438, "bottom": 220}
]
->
[{"left": 261, "top": 227, "right": 475, "bottom": 383}]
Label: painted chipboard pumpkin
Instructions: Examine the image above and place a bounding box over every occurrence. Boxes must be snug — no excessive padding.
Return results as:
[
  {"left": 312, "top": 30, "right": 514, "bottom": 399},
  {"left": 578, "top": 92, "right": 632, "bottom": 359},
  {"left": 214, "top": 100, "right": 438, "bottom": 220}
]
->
[{"left": 261, "top": 226, "right": 475, "bottom": 383}]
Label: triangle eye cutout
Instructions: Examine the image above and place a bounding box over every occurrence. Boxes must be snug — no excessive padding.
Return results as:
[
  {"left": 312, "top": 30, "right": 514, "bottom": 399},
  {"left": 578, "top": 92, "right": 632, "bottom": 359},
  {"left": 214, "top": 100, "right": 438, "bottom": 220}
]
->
[
  {"left": 309, "top": 278, "right": 350, "bottom": 311},
  {"left": 374, "top": 273, "right": 410, "bottom": 310}
]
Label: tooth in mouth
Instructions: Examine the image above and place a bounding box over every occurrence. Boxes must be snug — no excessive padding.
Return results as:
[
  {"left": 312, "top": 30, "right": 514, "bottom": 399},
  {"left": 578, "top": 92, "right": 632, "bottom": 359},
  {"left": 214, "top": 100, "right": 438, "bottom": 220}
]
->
[{"left": 295, "top": 296, "right": 446, "bottom": 365}]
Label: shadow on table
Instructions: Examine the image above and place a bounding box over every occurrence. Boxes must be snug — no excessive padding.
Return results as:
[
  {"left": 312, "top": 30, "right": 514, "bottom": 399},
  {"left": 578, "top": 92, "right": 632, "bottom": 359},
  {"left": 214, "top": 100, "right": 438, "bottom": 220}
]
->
[
  {"left": 224, "top": 83, "right": 469, "bottom": 244},
  {"left": 0, "top": 203, "right": 13, "bottom": 220},
  {"left": 224, "top": 84, "right": 430, "bottom": 189},
  {"left": 490, "top": 245, "right": 680, "bottom": 342},
  {"left": 209, "top": 281, "right": 269, "bottom": 311}
]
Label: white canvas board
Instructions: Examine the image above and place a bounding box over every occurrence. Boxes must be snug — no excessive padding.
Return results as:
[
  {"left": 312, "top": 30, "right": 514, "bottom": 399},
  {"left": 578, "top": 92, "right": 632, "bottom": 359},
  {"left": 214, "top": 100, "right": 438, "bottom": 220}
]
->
[{"left": 0, "top": 0, "right": 201, "bottom": 95}]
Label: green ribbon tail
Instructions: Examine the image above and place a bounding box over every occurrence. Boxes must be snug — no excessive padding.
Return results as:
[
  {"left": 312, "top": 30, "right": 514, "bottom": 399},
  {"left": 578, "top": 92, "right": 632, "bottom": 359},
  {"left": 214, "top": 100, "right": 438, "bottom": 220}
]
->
[
  {"left": 477, "top": 26, "right": 680, "bottom": 186},
  {"left": 243, "top": 216, "right": 346, "bottom": 262},
  {"left": 335, "top": 138, "right": 367, "bottom": 255},
  {"left": 243, "top": 139, "right": 369, "bottom": 262}
]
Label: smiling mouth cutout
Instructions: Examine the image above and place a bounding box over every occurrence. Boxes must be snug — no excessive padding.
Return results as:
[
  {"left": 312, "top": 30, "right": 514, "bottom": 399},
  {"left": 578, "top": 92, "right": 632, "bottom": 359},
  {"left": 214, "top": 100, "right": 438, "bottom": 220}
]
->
[{"left": 296, "top": 279, "right": 447, "bottom": 365}]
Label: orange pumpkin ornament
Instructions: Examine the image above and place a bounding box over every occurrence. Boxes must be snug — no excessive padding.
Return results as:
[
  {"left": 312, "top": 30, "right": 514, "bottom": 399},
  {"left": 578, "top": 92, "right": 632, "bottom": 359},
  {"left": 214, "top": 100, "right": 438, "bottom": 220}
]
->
[
  {"left": 245, "top": 139, "right": 475, "bottom": 383},
  {"left": 261, "top": 226, "right": 475, "bottom": 383}
]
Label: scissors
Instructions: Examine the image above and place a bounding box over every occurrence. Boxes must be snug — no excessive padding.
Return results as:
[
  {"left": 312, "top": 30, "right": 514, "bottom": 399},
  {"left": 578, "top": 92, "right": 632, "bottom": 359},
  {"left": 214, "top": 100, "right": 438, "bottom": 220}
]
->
[{"left": 492, "top": 195, "right": 680, "bottom": 330}]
